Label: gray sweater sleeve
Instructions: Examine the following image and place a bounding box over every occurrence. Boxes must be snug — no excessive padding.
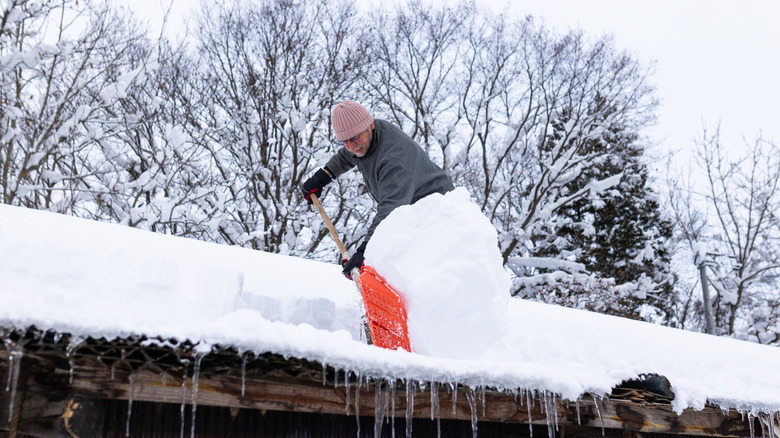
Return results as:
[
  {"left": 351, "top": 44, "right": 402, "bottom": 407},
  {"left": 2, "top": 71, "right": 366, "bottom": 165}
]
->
[{"left": 324, "top": 147, "right": 357, "bottom": 178}]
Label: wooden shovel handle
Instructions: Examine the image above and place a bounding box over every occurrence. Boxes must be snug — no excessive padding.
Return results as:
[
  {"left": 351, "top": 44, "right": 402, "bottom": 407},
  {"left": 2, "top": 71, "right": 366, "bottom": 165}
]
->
[
  {"left": 311, "top": 194, "right": 372, "bottom": 345},
  {"left": 310, "top": 193, "right": 351, "bottom": 260}
]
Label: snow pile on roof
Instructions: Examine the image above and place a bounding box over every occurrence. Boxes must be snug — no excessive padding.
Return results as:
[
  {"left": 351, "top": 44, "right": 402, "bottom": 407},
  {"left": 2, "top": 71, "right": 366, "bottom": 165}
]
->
[
  {"left": 367, "top": 187, "right": 511, "bottom": 359},
  {"left": 2, "top": 200, "right": 780, "bottom": 416},
  {"left": 0, "top": 204, "right": 365, "bottom": 340}
]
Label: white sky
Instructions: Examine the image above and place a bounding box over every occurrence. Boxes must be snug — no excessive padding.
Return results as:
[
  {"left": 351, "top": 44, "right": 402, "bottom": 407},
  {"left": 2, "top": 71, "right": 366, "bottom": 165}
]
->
[
  {"left": 127, "top": 0, "right": 780, "bottom": 170},
  {"left": 490, "top": 0, "right": 780, "bottom": 168}
]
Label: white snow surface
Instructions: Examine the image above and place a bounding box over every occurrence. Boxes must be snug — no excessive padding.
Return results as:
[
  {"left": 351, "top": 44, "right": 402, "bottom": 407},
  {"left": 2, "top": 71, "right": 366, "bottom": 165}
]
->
[{"left": 2, "top": 190, "right": 780, "bottom": 416}]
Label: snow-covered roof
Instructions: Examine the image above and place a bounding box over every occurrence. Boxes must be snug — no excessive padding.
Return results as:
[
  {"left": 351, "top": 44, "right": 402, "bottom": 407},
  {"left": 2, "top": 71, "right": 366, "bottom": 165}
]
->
[{"left": 1, "top": 195, "right": 780, "bottom": 418}]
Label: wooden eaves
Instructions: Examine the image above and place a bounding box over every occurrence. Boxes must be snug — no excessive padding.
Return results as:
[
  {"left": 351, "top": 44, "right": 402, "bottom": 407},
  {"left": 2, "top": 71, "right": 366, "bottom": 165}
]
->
[{"left": 0, "top": 327, "right": 769, "bottom": 437}]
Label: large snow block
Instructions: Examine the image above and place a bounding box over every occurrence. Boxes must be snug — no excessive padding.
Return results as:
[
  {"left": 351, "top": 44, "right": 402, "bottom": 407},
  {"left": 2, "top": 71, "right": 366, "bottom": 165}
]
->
[{"left": 366, "top": 188, "right": 511, "bottom": 359}]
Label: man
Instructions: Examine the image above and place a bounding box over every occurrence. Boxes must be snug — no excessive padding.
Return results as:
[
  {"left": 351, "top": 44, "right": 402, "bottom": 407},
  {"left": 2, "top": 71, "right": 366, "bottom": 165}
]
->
[{"left": 302, "top": 100, "right": 454, "bottom": 278}]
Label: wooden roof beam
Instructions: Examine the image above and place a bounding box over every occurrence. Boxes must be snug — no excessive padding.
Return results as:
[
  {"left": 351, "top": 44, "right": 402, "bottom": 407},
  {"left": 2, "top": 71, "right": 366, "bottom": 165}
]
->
[{"left": 1, "top": 354, "right": 756, "bottom": 437}]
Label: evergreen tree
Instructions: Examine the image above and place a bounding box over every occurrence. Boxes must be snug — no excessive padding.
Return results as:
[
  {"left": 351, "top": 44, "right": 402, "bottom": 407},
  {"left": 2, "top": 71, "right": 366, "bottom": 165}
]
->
[{"left": 531, "top": 99, "right": 675, "bottom": 321}]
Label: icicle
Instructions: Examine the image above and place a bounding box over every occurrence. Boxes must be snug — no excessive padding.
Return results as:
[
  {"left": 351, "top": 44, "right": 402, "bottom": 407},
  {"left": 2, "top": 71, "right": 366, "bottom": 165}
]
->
[
  {"left": 465, "top": 388, "right": 478, "bottom": 438},
  {"left": 430, "top": 382, "right": 436, "bottom": 420},
  {"left": 760, "top": 413, "right": 766, "bottom": 438},
  {"left": 374, "top": 380, "right": 390, "bottom": 438},
  {"left": 373, "top": 381, "right": 382, "bottom": 437},
  {"left": 5, "top": 346, "right": 22, "bottom": 424},
  {"left": 543, "top": 391, "right": 558, "bottom": 438},
  {"left": 405, "top": 379, "right": 416, "bottom": 438},
  {"left": 4, "top": 350, "right": 11, "bottom": 392},
  {"left": 543, "top": 392, "right": 551, "bottom": 438},
  {"left": 390, "top": 381, "right": 396, "bottom": 438},
  {"left": 66, "top": 336, "right": 84, "bottom": 385},
  {"left": 575, "top": 398, "right": 581, "bottom": 425},
  {"left": 451, "top": 382, "right": 458, "bottom": 415},
  {"left": 180, "top": 372, "right": 187, "bottom": 438},
  {"left": 431, "top": 382, "right": 441, "bottom": 438},
  {"left": 345, "top": 370, "right": 351, "bottom": 416},
  {"left": 480, "top": 386, "right": 486, "bottom": 417},
  {"left": 593, "top": 396, "right": 605, "bottom": 436},
  {"left": 191, "top": 355, "right": 203, "bottom": 438},
  {"left": 748, "top": 412, "right": 755, "bottom": 438},
  {"left": 321, "top": 361, "right": 327, "bottom": 386},
  {"left": 241, "top": 356, "right": 247, "bottom": 396},
  {"left": 3, "top": 336, "right": 17, "bottom": 392},
  {"left": 354, "top": 370, "right": 361, "bottom": 438},
  {"left": 758, "top": 412, "right": 767, "bottom": 438},
  {"left": 527, "top": 390, "right": 533, "bottom": 438},
  {"left": 126, "top": 372, "right": 136, "bottom": 437}
]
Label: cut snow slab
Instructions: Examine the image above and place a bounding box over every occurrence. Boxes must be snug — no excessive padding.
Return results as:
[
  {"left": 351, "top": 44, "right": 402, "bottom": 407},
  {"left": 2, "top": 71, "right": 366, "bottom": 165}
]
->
[
  {"left": 366, "top": 187, "right": 511, "bottom": 359},
  {"left": 1, "top": 197, "right": 780, "bottom": 415}
]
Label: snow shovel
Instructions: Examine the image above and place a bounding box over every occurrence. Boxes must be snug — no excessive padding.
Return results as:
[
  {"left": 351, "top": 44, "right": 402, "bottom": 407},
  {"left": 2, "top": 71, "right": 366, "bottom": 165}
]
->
[{"left": 310, "top": 193, "right": 411, "bottom": 352}]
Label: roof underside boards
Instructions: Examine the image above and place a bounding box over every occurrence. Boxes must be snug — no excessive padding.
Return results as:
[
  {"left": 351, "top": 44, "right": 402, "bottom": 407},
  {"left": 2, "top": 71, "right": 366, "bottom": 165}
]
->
[{"left": 0, "top": 327, "right": 768, "bottom": 438}]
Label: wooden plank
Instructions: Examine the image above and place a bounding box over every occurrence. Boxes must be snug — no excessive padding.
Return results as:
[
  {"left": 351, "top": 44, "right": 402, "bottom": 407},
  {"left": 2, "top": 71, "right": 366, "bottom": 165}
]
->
[
  {"left": 562, "top": 397, "right": 754, "bottom": 437},
  {"left": 62, "top": 364, "right": 754, "bottom": 436},
  {"left": 1, "top": 350, "right": 757, "bottom": 437},
  {"left": 62, "top": 364, "right": 538, "bottom": 421}
]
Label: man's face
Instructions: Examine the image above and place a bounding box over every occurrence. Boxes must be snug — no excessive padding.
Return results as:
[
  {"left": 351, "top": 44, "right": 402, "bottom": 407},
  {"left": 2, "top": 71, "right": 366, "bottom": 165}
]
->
[{"left": 341, "top": 123, "right": 374, "bottom": 157}]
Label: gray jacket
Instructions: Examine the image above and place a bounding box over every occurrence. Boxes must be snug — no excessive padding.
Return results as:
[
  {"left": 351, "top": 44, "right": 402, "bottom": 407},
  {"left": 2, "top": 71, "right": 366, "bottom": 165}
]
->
[{"left": 326, "top": 119, "right": 454, "bottom": 245}]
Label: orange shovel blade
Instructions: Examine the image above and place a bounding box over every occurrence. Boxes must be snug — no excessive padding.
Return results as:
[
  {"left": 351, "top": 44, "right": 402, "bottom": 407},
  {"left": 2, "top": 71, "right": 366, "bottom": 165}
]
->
[{"left": 358, "top": 265, "right": 411, "bottom": 352}]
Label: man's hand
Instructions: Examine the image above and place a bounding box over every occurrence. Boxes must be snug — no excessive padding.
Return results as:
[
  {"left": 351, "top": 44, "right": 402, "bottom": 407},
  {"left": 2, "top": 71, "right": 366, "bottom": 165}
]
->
[
  {"left": 301, "top": 168, "right": 332, "bottom": 204},
  {"left": 341, "top": 242, "right": 367, "bottom": 280}
]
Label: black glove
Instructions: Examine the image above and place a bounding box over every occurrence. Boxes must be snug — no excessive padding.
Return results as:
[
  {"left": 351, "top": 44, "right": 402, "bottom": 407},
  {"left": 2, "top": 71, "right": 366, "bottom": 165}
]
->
[
  {"left": 301, "top": 168, "right": 332, "bottom": 204},
  {"left": 341, "top": 241, "right": 367, "bottom": 280}
]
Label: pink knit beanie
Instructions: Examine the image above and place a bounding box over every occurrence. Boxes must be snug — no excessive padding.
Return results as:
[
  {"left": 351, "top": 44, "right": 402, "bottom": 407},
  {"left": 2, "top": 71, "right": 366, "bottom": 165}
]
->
[{"left": 331, "top": 101, "right": 374, "bottom": 141}]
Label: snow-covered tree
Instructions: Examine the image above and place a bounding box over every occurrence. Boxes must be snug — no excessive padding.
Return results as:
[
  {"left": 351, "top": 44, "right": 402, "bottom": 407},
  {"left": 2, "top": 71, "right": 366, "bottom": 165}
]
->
[
  {"left": 184, "top": 0, "right": 365, "bottom": 256},
  {"left": 0, "top": 0, "right": 151, "bottom": 214},
  {"left": 79, "top": 38, "right": 219, "bottom": 239},
  {"left": 528, "top": 101, "right": 675, "bottom": 320},
  {"left": 669, "top": 126, "right": 780, "bottom": 343},
  {"left": 449, "top": 19, "right": 661, "bottom": 305},
  {"left": 365, "top": 0, "right": 470, "bottom": 169}
]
